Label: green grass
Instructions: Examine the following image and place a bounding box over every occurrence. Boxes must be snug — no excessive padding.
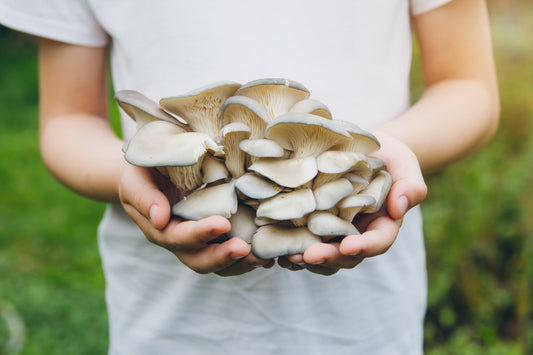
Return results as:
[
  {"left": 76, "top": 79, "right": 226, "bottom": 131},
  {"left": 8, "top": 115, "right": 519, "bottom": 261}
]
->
[{"left": 1, "top": 1, "right": 532, "bottom": 353}]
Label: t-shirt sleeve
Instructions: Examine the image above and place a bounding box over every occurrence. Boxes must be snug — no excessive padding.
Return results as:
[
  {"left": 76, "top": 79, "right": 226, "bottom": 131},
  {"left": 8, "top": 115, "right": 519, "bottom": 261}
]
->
[
  {"left": 0, "top": 0, "right": 108, "bottom": 46},
  {"left": 411, "top": 0, "right": 452, "bottom": 16}
]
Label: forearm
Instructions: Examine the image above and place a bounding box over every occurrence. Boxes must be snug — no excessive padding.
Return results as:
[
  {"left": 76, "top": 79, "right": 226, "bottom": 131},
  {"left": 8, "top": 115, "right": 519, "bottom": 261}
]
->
[
  {"left": 376, "top": 78, "right": 499, "bottom": 173},
  {"left": 40, "top": 112, "right": 124, "bottom": 202}
]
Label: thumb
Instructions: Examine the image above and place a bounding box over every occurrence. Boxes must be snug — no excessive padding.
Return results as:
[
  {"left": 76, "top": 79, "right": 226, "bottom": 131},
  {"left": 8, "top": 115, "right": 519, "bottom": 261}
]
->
[
  {"left": 119, "top": 165, "right": 172, "bottom": 230},
  {"left": 387, "top": 176, "right": 427, "bottom": 220}
]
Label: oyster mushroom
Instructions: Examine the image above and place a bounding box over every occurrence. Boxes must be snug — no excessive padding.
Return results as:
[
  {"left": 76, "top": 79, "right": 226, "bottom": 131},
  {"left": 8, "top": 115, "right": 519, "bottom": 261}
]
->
[
  {"left": 337, "top": 194, "right": 376, "bottom": 222},
  {"left": 331, "top": 120, "right": 381, "bottom": 155},
  {"left": 265, "top": 112, "right": 352, "bottom": 159},
  {"left": 360, "top": 170, "right": 393, "bottom": 214},
  {"left": 251, "top": 224, "right": 321, "bottom": 259},
  {"left": 115, "top": 90, "right": 188, "bottom": 130},
  {"left": 227, "top": 204, "right": 257, "bottom": 244},
  {"left": 313, "top": 151, "right": 371, "bottom": 188},
  {"left": 313, "top": 178, "right": 354, "bottom": 210},
  {"left": 289, "top": 98, "right": 332, "bottom": 119},
  {"left": 256, "top": 188, "right": 316, "bottom": 222},
  {"left": 221, "top": 95, "right": 271, "bottom": 139},
  {"left": 248, "top": 156, "right": 317, "bottom": 189},
  {"left": 124, "top": 120, "right": 223, "bottom": 191},
  {"left": 307, "top": 211, "right": 359, "bottom": 240},
  {"left": 234, "top": 78, "right": 310, "bottom": 120},
  {"left": 202, "top": 156, "right": 229, "bottom": 185},
  {"left": 234, "top": 173, "right": 284, "bottom": 200},
  {"left": 159, "top": 81, "right": 241, "bottom": 140},
  {"left": 218, "top": 122, "right": 251, "bottom": 178},
  {"left": 172, "top": 181, "right": 238, "bottom": 220}
]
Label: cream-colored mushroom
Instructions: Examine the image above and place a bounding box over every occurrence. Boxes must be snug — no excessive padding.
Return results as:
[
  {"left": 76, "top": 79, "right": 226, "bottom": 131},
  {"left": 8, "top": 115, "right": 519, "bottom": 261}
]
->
[
  {"left": 360, "top": 170, "right": 393, "bottom": 214},
  {"left": 115, "top": 90, "right": 188, "bottom": 130},
  {"left": 256, "top": 189, "right": 316, "bottom": 221},
  {"left": 265, "top": 112, "right": 352, "bottom": 159},
  {"left": 307, "top": 211, "right": 359, "bottom": 241},
  {"left": 218, "top": 122, "right": 251, "bottom": 178},
  {"left": 331, "top": 120, "right": 380, "bottom": 155},
  {"left": 172, "top": 181, "right": 238, "bottom": 220},
  {"left": 289, "top": 98, "right": 332, "bottom": 119},
  {"left": 221, "top": 95, "right": 271, "bottom": 139},
  {"left": 251, "top": 224, "right": 321, "bottom": 259},
  {"left": 313, "top": 178, "right": 354, "bottom": 210},
  {"left": 159, "top": 81, "right": 241, "bottom": 140},
  {"left": 248, "top": 156, "right": 317, "bottom": 189},
  {"left": 234, "top": 78, "right": 310, "bottom": 120}
]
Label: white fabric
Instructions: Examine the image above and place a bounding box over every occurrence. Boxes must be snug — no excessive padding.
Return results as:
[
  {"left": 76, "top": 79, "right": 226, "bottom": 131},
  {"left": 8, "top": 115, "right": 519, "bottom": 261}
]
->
[{"left": 0, "top": 0, "right": 451, "bottom": 353}]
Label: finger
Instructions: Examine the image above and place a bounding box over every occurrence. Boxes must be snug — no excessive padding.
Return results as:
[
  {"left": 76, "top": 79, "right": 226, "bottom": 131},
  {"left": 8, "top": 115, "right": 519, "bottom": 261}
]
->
[
  {"left": 178, "top": 237, "right": 252, "bottom": 274},
  {"left": 339, "top": 215, "right": 402, "bottom": 257},
  {"left": 163, "top": 215, "right": 232, "bottom": 250},
  {"left": 303, "top": 242, "right": 364, "bottom": 269},
  {"left": 119, "top": 165, "right": 172, "bottom": 230},
  {"left": 215, "top": 254, "right": 275, "bottom": 277},
  {"left": 277, "top": 256, "right": 305, "bottom": 271},
  {"left": 386, "top": 172, "right": 427, "bottom": 220}
]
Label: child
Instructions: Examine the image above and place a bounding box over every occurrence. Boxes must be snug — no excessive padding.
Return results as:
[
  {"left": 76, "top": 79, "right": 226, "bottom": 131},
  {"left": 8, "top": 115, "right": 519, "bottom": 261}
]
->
[{"left": 0, "top": 0, "right": 499, "bottom": 353}]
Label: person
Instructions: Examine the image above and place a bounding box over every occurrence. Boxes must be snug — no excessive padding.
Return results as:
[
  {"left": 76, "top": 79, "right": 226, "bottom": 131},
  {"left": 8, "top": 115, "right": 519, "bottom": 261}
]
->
[{"left": 0, "top": 0, "right": 499, "bottom": 354}]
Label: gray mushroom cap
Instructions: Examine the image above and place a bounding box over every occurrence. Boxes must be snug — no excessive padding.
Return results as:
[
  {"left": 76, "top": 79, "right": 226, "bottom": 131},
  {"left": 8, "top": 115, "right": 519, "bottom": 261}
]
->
[
  {"left": 227, "top": 205, "right": 257, "bottom": 244},
  {"left": 360, "top": 170, "right": 393, "bottom": 214},
  {"left": 159, "top": 81, "right": 241, "bottom": 140},
  {"left": 234, "top": 173, "right": 284, "bottom": 200},
  {"left": 256, "top": 189, "right": 316, "bottom": 221},
  {"left": 251, "top": 224, "right": 321, "bottom": 259},
  {"left": 248, "top": 156, "right": 317, "bottom": 189},
  {"left": 337, "top": 194, "right": 377, "bottom": 222},
  {"left": 221, "top": 95, "right": 271, "bottom": 139},
  {"left": 234, "top": 78, "right": 310, "bottom": 119},
  {"left": 172, "top": 181, "right": 238, "bottom": 220},
  {"left": 307, "top": 211, "right": 359, "bottom": 239},
  {"left": 115, "top": 90, "right": 188, "bottom": 130},
  {"left": 219, "top": 122, "right": 251, "bottom": 178},
  {"left": 313, "top": 178, "right": 354, "bottom": 210},
  {"left": 265, "top": 112, "right": 352, "bottom": 158},
  {"left": 331, "top": 120, "right": 381, "bottom": 155},
  {"left": 124, "top": 120, "right": 220, "bottom": 167},
  {"left": 202, "top": 156, "right": 229, "bottom": 185},
  {"left": 239, "top": 139, "right": 286, "bottom": 159},
  {"left": 289, "top": 98, "right": 332, "bottom": 119}
]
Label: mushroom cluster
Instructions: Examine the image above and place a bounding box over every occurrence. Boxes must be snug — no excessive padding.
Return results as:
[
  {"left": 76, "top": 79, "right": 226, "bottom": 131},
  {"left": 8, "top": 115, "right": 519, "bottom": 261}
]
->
[{"left": 116, "top": 78, "right": 391, "bottom": 259}]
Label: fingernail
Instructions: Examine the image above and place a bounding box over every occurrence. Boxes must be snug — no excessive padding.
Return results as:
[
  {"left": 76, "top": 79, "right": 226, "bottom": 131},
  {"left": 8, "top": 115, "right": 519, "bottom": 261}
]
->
[
  {"left": 398, "top": 196, "right": 409, "bottom": 217},
  {"left": 149, "top": 204, "right": 158, "bottom": 224}
]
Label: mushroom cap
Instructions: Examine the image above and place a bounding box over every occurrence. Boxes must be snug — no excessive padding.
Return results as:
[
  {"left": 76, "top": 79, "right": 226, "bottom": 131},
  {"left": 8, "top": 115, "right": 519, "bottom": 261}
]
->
[
  {"left": 307, "top": 211, "right": 359, "bottom": 239},
  {"left": 234, "top": 173, "right": 284, "bottom": 200},
  {"left": 248, "top": 156, "right": 317, "bottom": 189},
  {"left": 234, "top": 78, "right": 310, "bottom": 119},
  {"left": 159, "top": 81, "right": 241, "bottom": 139},
  {"left": 219, "top": 122, "right": 252, "bottom": 178},
  {"left": 265, "top": 112, "right": 352, "bottom": 158},
  {"left": 331, "top": 120, "right": 381, "bottom": 155},
  {"left": 360, "top": 170, "right": 393, "bottom": 214},
  {"left": 221, "top": 95, "right": 271, "bottom": 139},
  {"left": 337, "top": 193, "right": 376, "bottom": 222},
  {"left": 239, "top": 139, "right": 286, "bottom": 159},
  {"left": 256, "top": 189, "right": 316, "bottom": 221},
  {"left": 202, "top": 156, "right": 229, "bottom": 185},
  {"left": 316, "top": 151, "right": 370, "bottom": 175},
  {"left": 172, "top": 181, "right": 238, "bottom": 220},
  {"left": 124, "top": 120, "right": 219, "bottom": 167},
  {"left": 251, "top": 224, "right": 321, "bottom": 259},
  {"left": 227, "top": 204, "right": 257, "bottom": 244},
  {"left": 115, "top": 90, "right": 188, "bottom": 129},
  {"left": 289, "top": 98, "right": 332, "bottom": 119},
  {"left": 313, "top": 178, "right": 354, "bottom": 210}
]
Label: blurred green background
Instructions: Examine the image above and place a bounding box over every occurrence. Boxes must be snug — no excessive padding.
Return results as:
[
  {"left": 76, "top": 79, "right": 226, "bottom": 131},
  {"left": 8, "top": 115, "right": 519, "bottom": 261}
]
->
[{"left": 0, "top": 1, "right": 532, "bottom": 354}]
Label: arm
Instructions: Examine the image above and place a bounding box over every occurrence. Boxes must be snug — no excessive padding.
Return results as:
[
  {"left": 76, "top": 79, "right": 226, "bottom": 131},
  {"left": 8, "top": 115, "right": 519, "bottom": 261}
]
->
[
  {"left": 281, "top": 0, "right": 499, "bottom": 274},
  {"left": 39, "top": 39, "right": 272, "bottom": 275}
]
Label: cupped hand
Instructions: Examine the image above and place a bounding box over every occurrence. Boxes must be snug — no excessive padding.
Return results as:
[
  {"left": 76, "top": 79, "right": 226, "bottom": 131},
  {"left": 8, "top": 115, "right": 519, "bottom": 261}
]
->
[
  {"left": 118, "top": 164, "right": 274, "bottom": 276},
  {"left": 278, "top": 131, "right": 427, "bottom": 275}
]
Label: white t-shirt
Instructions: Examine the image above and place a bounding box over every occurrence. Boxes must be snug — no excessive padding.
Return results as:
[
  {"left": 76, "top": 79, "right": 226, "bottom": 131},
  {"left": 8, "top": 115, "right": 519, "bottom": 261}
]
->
[{"left": 0, "top": 1, "right": 451, "bottom": 354}]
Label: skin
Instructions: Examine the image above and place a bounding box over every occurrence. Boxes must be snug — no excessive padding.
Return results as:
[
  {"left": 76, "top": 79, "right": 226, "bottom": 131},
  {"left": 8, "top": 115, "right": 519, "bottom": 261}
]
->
[{"left": 38, "top": 0, "right": 499, "bottom": 276}]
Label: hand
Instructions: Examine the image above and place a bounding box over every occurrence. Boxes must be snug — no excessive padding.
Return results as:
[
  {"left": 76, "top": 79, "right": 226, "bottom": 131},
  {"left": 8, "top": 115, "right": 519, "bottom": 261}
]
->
[
  {"left": 278, "top": 132, "right": 427, "bottom": 275},
  {"left": 118, "top": 164, "right": 274, "bottom": 276}
]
